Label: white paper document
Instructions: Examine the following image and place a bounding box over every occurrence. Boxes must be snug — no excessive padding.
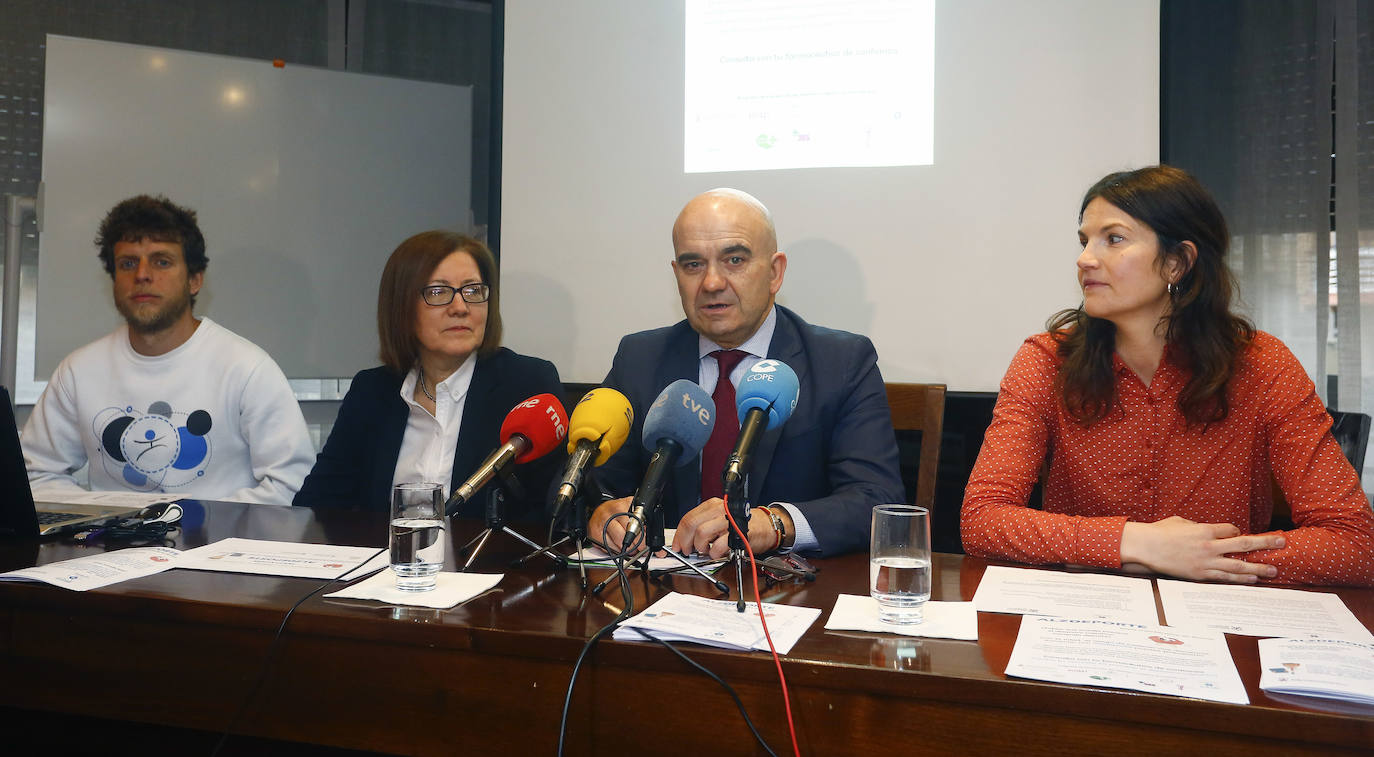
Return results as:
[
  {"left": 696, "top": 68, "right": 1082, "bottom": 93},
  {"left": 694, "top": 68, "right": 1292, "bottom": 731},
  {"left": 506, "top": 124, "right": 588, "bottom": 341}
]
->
[
  {"left": 1258, "top": 637, "right": 1374, "bottom": 706},
  {"left": 823, "top": 594, "right": 978, "bottom": 640},
  {"left": 613, "top": 591, "right": 821, "bottom": 654},
  {"left": 30, "top": 487, "right": 178, "bottom": 508},
  {"left": 972, "top": 566, "right": 1158, "bottom": 625},
  {"left": 324, "top": 570, "right": 504, "bottom": 610},
  {"left": 1005, "top": 615, "right": 1248, "bottom": 705},
  {"left": 1158, "top": 580, "right": 1374, "bottom": 642},
  {"left": 0, "top": 546, "right": 183, "bottom": 591},
  {"left": 339, "top": 550, "right": 392, "bottom": 581},
  {"left": 177, "top": 538, "right": 385, "bottom": 580}
]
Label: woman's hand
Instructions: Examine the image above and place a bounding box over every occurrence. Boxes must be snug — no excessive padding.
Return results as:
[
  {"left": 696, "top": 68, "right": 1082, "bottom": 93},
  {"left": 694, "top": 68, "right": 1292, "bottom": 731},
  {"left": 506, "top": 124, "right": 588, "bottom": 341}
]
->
[{"left": 1120, "top": 516, "right": 1285, "bottom": 583}]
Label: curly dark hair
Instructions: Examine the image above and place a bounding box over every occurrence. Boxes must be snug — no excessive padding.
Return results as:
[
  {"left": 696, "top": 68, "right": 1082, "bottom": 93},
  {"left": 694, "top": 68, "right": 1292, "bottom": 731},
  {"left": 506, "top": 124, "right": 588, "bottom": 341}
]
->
[
  {"left": 1050, "top": 165, "right": 1254, "bottom": 427},
  {"left": 95, "top": 195, "right": 208, "bottom": 284}
]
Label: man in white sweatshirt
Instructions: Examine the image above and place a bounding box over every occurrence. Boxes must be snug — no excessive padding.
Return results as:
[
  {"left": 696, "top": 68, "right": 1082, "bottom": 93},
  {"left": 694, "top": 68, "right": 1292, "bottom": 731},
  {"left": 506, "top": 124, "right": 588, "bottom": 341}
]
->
[{"left": 21, "top": 195, "right": 314, "bottom": 505}]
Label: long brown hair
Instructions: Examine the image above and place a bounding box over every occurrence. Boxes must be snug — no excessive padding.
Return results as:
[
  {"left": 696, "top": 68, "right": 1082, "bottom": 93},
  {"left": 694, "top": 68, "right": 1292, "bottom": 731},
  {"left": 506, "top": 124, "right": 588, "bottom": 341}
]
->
[
  {"left": 377, "top": 231, "right": 503, "bottom": 375},
  {"left": 1052, "top": 165, "right": 1254, "bottom": 426}
]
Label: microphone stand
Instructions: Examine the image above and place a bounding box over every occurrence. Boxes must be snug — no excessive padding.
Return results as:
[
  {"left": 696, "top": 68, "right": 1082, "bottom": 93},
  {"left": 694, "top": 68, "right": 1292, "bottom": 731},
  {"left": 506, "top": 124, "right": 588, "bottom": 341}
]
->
[
  {"left": 591, "top": 499, "right": 728, "bottom": 597},
  {"left": 458, "top": 471, "right": 547, "bottom": 571},
  {"left": 723, "top": 476, "right": 751, "bottom": 612},
  {"left": 515, "top": 478, "right": 596, "bottom": 589},
  {"left": 719, "top": 406, "right": 768, "bottom": 612}
]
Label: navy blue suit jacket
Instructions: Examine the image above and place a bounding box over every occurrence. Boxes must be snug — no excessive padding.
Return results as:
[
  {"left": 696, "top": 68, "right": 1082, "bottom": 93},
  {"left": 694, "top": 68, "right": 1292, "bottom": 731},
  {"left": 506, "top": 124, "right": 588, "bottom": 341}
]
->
[
  {"left": 596, "top": 306, "right": 903, "bottom": 555},
  {"left": 294, "top": 348, "right": 565, "bottom": 520}
]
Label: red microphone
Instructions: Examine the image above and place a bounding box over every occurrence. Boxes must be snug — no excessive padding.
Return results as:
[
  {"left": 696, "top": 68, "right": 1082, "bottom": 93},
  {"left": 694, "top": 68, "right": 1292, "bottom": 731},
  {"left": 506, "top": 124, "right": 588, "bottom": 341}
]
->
[
  {"left": 500, "top": 393, "right": 569, "bottom": 463},
  {"left": 444, "top": 393, "right": 568, "bottom": 516}
]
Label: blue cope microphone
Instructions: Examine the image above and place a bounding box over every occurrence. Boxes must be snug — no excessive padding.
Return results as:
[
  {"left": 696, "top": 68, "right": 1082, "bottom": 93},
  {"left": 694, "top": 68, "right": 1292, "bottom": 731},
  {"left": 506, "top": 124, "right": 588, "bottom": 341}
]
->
[
  {"left": 722, "top": 359, "right": 800, "bottom": 493},
  {"left": 621, "top": 379, "right": 716, "bottom": 550}
]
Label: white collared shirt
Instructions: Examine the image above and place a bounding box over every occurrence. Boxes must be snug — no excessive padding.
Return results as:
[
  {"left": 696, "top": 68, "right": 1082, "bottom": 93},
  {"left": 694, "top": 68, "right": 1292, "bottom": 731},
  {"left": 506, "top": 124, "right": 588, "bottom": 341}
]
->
[
  {"left": 695, "top": 306, "right": 817, "bottom": 552},
  {"left": 391, "top": 353, "right": 477, "bottom": 497}
]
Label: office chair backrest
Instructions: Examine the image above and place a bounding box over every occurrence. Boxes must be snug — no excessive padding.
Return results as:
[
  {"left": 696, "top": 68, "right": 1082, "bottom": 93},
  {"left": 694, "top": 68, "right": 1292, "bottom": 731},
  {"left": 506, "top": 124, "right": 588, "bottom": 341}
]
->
[
  {"left": 1327, "top": 408, "right": 1371, "bottom": 480},
  {"left": 885, "top": 383, "right": 946, "bottom": 510}
]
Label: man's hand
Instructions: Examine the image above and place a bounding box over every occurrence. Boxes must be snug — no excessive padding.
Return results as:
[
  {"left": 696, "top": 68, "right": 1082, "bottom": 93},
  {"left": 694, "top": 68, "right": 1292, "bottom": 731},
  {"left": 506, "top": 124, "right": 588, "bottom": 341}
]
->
[
  {"left": 671, "top": 499, "right": 778, "bottom": 559},
  {"left": 587, "top": 496, "right": 637, "bottom": 554},
  {"left": 1120, "top": 516, "right": 1285, "bottom": 583}
]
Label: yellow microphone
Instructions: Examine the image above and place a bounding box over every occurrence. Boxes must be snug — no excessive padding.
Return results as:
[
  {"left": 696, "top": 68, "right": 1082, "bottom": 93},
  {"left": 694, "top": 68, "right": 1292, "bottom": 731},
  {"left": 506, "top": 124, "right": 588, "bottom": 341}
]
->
[{"left": 554, "top": 388, "right": 633, "bottom": 509}]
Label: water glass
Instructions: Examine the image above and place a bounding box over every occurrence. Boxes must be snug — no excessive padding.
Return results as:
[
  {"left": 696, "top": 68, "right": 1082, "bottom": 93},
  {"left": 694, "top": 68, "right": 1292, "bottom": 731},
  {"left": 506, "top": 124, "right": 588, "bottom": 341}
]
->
[
  {"left": 869, "top": 504, "right": 931, "bottom": 624},
  {"left": 390, "top": 482, "right": 445, "bottom": 592}
]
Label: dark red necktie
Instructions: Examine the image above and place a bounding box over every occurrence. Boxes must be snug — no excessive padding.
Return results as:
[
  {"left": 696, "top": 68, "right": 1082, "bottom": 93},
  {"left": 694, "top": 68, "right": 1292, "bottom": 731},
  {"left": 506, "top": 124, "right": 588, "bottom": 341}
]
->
[{"left": 699, "top": 349, "right": 748, "bottom": 504}]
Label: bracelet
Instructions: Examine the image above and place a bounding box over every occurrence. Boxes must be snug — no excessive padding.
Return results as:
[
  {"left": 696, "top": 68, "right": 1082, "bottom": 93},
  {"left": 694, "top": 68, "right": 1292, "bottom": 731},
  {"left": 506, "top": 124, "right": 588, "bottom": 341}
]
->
[
  {"left": 766, "top": 505, "right": 796, "bottom": 553},
  {"left": 759, "top": 506, "right": 786, "bottom": 553}
]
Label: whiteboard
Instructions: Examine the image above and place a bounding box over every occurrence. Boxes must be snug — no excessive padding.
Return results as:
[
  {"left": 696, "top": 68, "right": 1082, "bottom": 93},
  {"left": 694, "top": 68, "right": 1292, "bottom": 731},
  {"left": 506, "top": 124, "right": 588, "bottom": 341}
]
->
[
  {"left": 37, "top": 35, "right": 473, "bottom": 378},
  {"left": 500, "top": 1, "right": 1158, "bottom": 390}
]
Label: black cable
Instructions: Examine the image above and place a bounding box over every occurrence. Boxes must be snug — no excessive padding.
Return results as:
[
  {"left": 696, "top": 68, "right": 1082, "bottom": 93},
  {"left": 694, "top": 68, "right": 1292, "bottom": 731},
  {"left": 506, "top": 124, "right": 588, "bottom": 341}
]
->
[
  {"left": 209, "top": 547, "right": 387, "bottom": 757},
  {"left": 103, "top": 519, "right": 177, "bottom": 540},
  {"left": 546, "top": 495, "right": 569, "bottom": 549},
  {"left": 555, "top": 601, "right": 627, "bottom": 756},
  {"left": 556, "top": 514, "right": 639, "bottom": 756},
  {"left": 631, "top": 627, "right": 781, "bottom": 757},
  {"left": 600, "top": 509, "right": 647, "bottom": 560}
]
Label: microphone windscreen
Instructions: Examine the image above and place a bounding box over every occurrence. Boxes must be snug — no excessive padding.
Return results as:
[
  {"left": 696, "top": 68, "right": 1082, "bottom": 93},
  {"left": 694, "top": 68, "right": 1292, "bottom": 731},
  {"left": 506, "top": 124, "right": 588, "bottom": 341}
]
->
[
  {"left": 566, "top": 388, "right": 634, "bottom": 465},
  {"left": 501, "top": 393, "right": 569, "bottom": 463},
  {"left": 736, "top": 359, "right": 800, "bottom": 430},
  {"left": 642, "top": 379, "right": 715, "bottom": 464}
]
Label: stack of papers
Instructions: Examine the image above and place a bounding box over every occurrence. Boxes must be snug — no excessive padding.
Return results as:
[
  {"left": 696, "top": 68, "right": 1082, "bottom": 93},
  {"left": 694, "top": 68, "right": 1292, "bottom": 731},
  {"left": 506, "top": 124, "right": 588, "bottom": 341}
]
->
[
  {"left": 1258, "top": 637, "right": 1374, "bottom": 705},
  {"left": 0, "top": 538, "right": 388, "bottom": 591},
  {"left": 972, "top": 566, "right": 1158, "bottom": 625},
  {"left": 0, "top": 546, "right": 183, "bottom": 591},
  {"left": 1158, "top": 580, "right": 1374, "bottom": 642},
  {"left": 984, "top": 569, "right": 1374, "bottom": 707},
  {"left": 1005, "top": 616, "right": 1249, "bottom": 705},
  {"left": 177, "top": 538, "right": 387, "bottom": 580},
  {"left": 31, "top": 488, "right": 179, "bottom": 507},
  {"left": 614, "top": 591, "right": 820, "bottom": 654}
]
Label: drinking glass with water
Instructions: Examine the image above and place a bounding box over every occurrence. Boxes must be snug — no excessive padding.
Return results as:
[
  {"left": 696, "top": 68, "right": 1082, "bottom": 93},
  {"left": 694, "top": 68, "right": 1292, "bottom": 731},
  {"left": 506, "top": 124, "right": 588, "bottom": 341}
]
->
[
  {"left": 390, "top": 482, "right": 445, "bottom": 592},
  {"left": 870, "top": 504, "right": 931, "bottom": 624}
]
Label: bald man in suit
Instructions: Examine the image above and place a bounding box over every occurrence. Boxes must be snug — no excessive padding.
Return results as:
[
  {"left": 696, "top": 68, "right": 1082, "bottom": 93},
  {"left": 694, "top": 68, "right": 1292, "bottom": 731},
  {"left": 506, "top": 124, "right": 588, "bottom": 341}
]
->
[{"left": 589, "top": 189, "right": 903, "bottom": 557}]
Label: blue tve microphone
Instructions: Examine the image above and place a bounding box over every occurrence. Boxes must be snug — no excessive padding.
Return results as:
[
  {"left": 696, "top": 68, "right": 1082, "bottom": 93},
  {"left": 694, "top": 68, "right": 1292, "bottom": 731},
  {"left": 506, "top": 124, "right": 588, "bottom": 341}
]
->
[
  {"left": 621, "top": 379, "right": 715, "bottom": 551},
  {"left": 722, "top": 359, "right": 800, "bottom": 492}
]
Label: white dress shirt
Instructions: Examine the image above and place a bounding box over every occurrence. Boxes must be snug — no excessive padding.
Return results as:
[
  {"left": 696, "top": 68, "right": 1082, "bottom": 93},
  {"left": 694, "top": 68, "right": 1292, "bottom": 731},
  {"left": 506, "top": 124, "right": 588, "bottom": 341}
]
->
[{"left": 391, "top": 353, "right": 477, "bottom": 498}]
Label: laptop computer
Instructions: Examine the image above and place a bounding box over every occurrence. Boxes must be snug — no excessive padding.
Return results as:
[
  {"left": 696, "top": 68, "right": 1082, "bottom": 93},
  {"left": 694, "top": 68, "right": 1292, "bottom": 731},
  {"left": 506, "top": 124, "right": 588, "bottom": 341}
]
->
[{"left": 0, "top": 386, "right": 144, "bottom": 538}]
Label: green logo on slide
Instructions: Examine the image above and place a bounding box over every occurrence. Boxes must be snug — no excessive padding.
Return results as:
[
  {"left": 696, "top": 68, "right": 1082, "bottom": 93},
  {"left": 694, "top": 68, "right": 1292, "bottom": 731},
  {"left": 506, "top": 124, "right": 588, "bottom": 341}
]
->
[{"left": 755, "top": 134, "right": 776, "bottom": 149}]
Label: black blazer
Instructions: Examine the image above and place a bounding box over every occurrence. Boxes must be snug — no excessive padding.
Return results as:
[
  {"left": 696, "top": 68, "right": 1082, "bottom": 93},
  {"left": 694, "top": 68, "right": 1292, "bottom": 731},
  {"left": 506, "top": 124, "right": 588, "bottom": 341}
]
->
[
  {"left": 596, "top": 305, "right": 903, "bottom": 556},
  {"left": 294, "top": 348, "right": 566, "bottom": 520}
]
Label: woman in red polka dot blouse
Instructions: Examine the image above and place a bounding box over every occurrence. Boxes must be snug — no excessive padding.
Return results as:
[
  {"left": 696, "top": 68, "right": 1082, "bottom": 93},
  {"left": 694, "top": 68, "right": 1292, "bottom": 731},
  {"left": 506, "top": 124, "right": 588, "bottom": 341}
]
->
[{"left": 961, "top": 165, "right": 1374, "bottom": 587}]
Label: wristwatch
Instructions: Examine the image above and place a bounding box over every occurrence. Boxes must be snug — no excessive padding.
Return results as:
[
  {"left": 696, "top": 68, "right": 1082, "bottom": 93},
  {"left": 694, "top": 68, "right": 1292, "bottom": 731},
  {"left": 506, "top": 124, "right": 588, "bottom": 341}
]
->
[{"left": 761, "top": 505, "right": 793, "bottom": 553}]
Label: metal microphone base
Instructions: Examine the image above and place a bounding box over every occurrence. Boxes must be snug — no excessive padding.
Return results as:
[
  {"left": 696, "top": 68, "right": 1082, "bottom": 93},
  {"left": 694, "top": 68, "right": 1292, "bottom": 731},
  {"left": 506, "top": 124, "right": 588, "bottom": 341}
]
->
[
  {"left": 461, "top": 524, "right": 546, "bottom": 571},
  {"left": 590, "top": 546, "right": 730, "bottom": 597},
  {"left": 517, "top": 488, "right": 596, "bottom": 590},
  {"left": 520, "top": 532, "right": 585, "bottom": 588},
  {"left": 458, "top": 483, "right": 548, "bottom": 571},
  {"left": 719, "top": 481, "right": 763, "bottom": 612},
  {"left": 690, "top": 549, "right": 764, "bottom": 613},
  {"left": 591, "top": 507, "right": 729, "bottom": 597}
]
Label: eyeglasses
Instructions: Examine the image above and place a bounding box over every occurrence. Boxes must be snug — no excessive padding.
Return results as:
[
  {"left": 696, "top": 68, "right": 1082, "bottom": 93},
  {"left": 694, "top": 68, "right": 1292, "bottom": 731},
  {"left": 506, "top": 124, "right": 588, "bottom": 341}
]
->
[{"left": 421, "top": 283, "right": 490, "bottom": 306}]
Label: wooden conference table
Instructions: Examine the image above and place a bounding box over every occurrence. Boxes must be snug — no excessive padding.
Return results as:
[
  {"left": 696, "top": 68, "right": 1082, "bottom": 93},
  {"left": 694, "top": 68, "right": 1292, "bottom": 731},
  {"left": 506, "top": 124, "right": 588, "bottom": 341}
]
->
[{"left": 0, "top": 500, "right": 1370, "bottom": 756}]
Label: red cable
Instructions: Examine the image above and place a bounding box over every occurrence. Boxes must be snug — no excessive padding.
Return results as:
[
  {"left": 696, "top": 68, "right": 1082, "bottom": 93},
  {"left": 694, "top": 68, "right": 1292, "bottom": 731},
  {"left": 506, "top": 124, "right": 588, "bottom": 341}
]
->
[{"left": 723, "top": 496, "right": 801, "bottom": 757}]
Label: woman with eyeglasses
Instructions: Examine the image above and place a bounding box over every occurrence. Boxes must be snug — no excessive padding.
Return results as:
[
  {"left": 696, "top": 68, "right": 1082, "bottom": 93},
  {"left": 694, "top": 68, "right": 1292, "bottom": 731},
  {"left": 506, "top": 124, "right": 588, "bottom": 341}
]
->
[
  {"left": 961, "top": 166, "right": 1374, "bottom": 587},
  {"left": 294, "top": 231, "right": 565, "bottom": 517}
]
